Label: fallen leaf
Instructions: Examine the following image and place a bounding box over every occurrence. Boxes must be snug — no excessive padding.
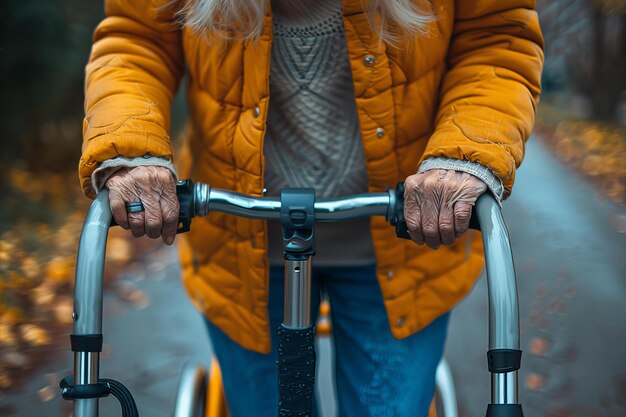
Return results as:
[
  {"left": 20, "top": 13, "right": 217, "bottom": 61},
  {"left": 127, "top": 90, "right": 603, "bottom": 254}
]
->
[
  {"left": 1, "top": 352, "right": 29, "bottom": 368},
  {"left": 20, "top": 324, "right": 51, "bottom": 346},
  {"left": 529, "top": 337, "right": 551, "bottom": 356},
  {"left": 0, "top": 324, "right": 17, "bottom": 347},
  {"left": 526, "top": 373, "right": 546, "bottom": 391},
  {"left": 128, "top": 290, "right": 149, "bottom": 310},
  {"left": 46, "top": 256, "right": 71, "bottom": 283},
  {"left": 38, "top": 385, "right": 57, "bottom": 402},
  {"left": 2, "top": 308, "right": 24, "bottom": 326},
  {"left": 117, "top": 282, "right": 137, "bottom": 300},
  {"left": 54, "top": 297, "right": 74, "bottom": 324},
  {"left": 32, "top": 281, "right": 57, "bottom": 306},
  {"left": 21, "top": 257, "right": 40, "bottom": 279},
  {"left": 107, "top": 237, "right": 132, "bottom": 263},
  {"left": 0, "top": 371, "right": 10, "bottom": 388}
]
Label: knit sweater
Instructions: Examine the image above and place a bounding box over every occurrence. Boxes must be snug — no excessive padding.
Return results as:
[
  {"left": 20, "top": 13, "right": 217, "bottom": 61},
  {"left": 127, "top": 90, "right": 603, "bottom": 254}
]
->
[{"left": 264, "top": 0, "right": 376, "bottom": 265}]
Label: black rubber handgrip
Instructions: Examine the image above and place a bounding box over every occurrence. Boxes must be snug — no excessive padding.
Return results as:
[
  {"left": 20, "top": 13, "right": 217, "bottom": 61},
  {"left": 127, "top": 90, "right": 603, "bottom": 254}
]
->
[
  {"left": 175, "top": 179, "right": 195, "bottom": 233},
  {"left": 392, "top": 182, "right": 481, "bottom": 240},
  {"left": 277, "top": 325, "right": 316, "bottom": 417}
]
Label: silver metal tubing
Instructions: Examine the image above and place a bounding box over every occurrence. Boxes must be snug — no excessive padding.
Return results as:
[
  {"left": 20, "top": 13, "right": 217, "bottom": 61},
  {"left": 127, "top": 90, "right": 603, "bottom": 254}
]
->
[
  {"left": 492, "top": 372, "right": 519, "bottom": 404},
  {"left": 314, "top": 193, "right": 391, "bottom": 220},
  {"left": 197, "top": 186, "right": 392, "bottom": 222},
  {"left": 73, "top": 352, "right": 100, "bottom": 417},
  {"left": 174, "top": 364, "right": 208, "bottom": 417},
  {"left": 193, "top": 182, "right": 211, "bottom": 217},
  {"left": 474, "top": 193, "right": 521, "bottom": 405},
  {"left": 73, "top": 190, "right": 111, "bottom": 335},
  {"left": 283, "top": 259, "right": 312, "bottom": 329},
  {"left": 73, "top": 190, "right": 111, "bottom": 417},
  {"left": 208, "top": 188, "right": 281, "bottom": 219},
  {"left": 475, "top": 193, "right": 520, "bottom": 351},
  {"left": 74, "top": 352, "right": 100, "bottom": 385},
  {"left": 436, "top": 359, "right": 459, "bottom": 417}
]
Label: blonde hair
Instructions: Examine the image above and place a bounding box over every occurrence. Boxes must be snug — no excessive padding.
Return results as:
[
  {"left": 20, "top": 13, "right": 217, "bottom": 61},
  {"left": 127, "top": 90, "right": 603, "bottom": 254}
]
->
[{"left": 179, "top": 0, "right": 436, "bottom": 45}]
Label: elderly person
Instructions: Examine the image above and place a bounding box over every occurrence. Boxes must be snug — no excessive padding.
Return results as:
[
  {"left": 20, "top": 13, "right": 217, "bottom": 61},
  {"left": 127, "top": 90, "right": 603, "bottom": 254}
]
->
[{"left": 80, "top": 0, "right": 543, "bottom": 415}]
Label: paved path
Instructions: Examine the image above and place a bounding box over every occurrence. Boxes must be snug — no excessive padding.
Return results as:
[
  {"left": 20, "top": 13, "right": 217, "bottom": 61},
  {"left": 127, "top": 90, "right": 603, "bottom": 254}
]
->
[
  {"left": 5, "top": 136, "right": 625, "bottom": 417},
  {"left": 4, "top": 248, "right": 211, "bottom": 417},
  {"left": 445, "top": 137, "right": 626, "bottom": 417}
]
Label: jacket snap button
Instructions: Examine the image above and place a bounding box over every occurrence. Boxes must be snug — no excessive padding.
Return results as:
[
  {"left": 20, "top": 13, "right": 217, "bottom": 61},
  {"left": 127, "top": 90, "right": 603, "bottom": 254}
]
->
[
  {"left": 253, "top": 106, "right": 261, "bottom": 117},
  {"left": 376, "top": 127, "right": 384, "bottom": 138},
  {"left": 396, "top": 317, "right": 405, "bottom": 327},
  {"left": 387, "top": 270, "right": 394, "bottom": 280},
  {"left": 363, "top": 54, "right": 376, "bottom": 66}
]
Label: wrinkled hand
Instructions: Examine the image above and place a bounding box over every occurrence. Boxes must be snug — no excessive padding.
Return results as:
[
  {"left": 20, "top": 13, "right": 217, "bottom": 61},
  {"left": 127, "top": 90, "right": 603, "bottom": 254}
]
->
[
  {"left": 105, "top": 166, "right": 179, "bottom": 245},
  {"left": 403, "top": 169, "right": 487, "bottom": 249}
]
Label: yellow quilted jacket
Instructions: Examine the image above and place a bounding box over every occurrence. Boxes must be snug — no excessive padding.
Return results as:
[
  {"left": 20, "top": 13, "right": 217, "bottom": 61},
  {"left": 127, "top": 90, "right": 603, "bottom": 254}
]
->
[{"left": 80, "top": 0, "right": 543, "bottom": 353}]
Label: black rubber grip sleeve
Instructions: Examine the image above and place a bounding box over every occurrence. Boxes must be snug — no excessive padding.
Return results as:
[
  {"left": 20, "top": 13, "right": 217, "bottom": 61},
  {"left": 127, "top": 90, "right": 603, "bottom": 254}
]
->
[
  {"left": 278, "top": 325, "right": 316, "bottom": 417},
  {"left": 487, "top": 349, "right": 522, "bottom": 373},
  {"left": 70, "top": 334, "right": 103, "bottom": 352},
  {"left": 486, "top": 404, "right": 524, "bottom": 417}
]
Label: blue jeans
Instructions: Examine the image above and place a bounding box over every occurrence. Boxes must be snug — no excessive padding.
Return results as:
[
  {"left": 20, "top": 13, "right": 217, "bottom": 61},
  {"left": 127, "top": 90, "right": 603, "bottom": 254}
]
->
[{"left": 205, "top": 264, "right": 450, "bottom": 417}]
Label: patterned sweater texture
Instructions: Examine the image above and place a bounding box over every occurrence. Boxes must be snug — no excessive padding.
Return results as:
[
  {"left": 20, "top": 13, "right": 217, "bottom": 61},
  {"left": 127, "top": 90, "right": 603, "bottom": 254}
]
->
[{"left": 264, "top": 0, "right": 376, "bottom": 265}]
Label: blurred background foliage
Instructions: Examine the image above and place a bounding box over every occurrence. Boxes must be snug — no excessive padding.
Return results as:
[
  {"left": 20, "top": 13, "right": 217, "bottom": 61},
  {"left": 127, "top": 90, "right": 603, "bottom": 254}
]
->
[
  {"left": 537, "top": 0, "right": 626, "bottom": 206},
  {"left": 0, "top": 0, "right": 624, "bottom": 410},
  {"left": 539, "top": 0, "right": 626, "bottom": 120},
  {"left": 0, "top": 0, "right": 172, "bottom": 397},
  {"left": 0, "top": 0, "right": 105, "bottom": 393},
  {"left": 0, "top": 0, "right": 103, "bottom": 170}
]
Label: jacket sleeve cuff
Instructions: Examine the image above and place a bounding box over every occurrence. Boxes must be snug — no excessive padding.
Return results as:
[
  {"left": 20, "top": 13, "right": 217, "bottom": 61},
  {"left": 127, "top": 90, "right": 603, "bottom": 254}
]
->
[
  {"left": 418, "top": 157, "right": 504, "bottom": 207},
  {"left": 91, "top": 155, "right": 178, "bottom": 193}
]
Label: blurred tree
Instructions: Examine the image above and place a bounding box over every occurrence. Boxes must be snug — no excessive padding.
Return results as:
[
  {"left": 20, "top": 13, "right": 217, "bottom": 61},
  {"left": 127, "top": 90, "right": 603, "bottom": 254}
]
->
[
  {"left": 589, "top": 0, "right": 626, "bottom": 120},
  {"left": 0, "top": 0, "right": 104, "bottom": 170},
  {"left": 538, "top": 0, "right": 626, "bottom": 121}
]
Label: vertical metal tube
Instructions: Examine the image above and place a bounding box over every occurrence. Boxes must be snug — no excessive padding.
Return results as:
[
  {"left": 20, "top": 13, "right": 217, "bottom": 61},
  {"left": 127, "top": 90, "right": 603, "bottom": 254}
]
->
[
  {"left": 72, "top": 190, "right": 111, "bottom": 417},
  {"left": 73, "top": 352, "right": 100, "bottom": 416},
  {"left": 74, "top": 398, "right": 99, "bottom": 417},
  {"left": 474, "top": 194, "right": 521, "bottom": 408},
  {"left": 73, "top": 190, "right": 110, "bottom": 336},
  {"left": 491, "top": 372, "right": 518, "bottom": 404},
  {"left": 74, "top": 352, "right": 100, "bottom": 384},
  {"left": 475, "top": 193, "right": 520, "bottom": 350},
  {"left": 283, "top": 259, "right": 312, "bottom": 329}
]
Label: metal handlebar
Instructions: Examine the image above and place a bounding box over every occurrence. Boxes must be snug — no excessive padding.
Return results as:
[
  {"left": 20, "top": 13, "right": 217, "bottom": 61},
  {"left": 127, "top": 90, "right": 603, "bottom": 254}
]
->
[
  {"left": 65, "top": 180, "right": 523, "bottom": 417},
  {"left": 191, "top": 182, "right": 393, "bottom": 221},
  {"left": 177, "top": 180, "right": 481, "bottom": 231}
]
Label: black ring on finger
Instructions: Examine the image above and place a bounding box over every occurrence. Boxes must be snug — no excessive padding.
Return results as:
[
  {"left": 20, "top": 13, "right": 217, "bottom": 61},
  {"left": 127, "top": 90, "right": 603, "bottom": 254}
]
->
[{"left": 125, "top": 201, "right": 145, "bottom": 213}]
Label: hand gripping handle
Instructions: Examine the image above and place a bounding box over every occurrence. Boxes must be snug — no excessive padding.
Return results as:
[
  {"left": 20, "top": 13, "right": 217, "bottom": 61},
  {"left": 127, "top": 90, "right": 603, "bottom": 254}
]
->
[{"left": 390, "top": 182, "right": 481, "bottom": 239}]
